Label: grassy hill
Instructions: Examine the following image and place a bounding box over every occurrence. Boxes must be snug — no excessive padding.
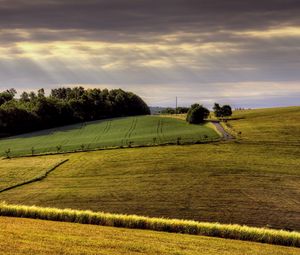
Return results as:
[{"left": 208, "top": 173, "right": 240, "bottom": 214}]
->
[
  {"left": 0, "top": 107, "right": 299, "bottom": 231},
  {"left": 1, "top": 217, "right": 298, "bottom": 255},
  {"left": 0, "top": 116, "right": 219, "bottom": 157},
  {"left": 227, "top": 106, "right": 300, "bottom": 143},
  {"left": 1, "top": 142, "right": 299, "bottom": 230}
]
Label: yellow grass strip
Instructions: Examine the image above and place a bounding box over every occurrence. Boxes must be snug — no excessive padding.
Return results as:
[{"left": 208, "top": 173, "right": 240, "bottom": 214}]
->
[{"left": 0, "top": 202, "right": 299, "bottom": 247}]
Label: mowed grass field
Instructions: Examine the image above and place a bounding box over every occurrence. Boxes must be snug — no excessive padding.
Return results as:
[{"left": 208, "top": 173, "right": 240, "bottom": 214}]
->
[
  {"left": 0, "top": 107, "right": 299, "bottom": 230},
  {"left": 1, "top": 142, "right": 299, "bottom": 230},
  {"left": 0, "top": 156, "right": 65, "bottom": 191},
  {"left": 1, "top": 217, "right": 299, "bottom": 255},
  {"left": 0, "top": 116, "right": 220, "bottom": 157},
  {"left": 0, "top": 106, "right": 299, "bottom": 255},
  {"left": 228, "top": 106, "right": 300, "bottom": 143}
]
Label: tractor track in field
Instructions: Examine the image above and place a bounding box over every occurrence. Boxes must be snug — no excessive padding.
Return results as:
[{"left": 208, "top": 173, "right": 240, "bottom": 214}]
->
[{"left": 123, "top": 118, "right": 138, "bottom": 145}]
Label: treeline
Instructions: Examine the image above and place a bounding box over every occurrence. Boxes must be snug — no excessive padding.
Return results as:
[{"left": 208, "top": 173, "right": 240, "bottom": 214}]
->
[
  {"left": 0, "top": 87, "right": 150, "bottom": 136},
  {"left": 160, "top": 107, "right": 190, "bottom": 114}
]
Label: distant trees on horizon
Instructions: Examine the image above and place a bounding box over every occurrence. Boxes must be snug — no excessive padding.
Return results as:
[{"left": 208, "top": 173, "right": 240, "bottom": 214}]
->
[
  {"left": 160, "top": 107, "right": 190, "bottom": 115},
  {"left": 0, "top": 87, "right": 150, "bottom": 137}
]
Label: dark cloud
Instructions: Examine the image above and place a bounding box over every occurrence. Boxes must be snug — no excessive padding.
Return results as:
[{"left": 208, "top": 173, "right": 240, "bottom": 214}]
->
[
  {"left": 0, "top": 0, "right": 300, "bottom": 35},
  {"left": 0, "top": 0, "right": 299, "bottom": 107}
]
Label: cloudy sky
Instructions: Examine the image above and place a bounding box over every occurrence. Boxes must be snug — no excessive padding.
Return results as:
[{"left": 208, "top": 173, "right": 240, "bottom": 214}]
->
[{"left": 0, "top": 0, "right": 300, "bottom": 107}]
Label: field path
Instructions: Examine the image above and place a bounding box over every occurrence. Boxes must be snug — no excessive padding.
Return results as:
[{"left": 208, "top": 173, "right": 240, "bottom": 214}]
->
[{"left": 211, "top": 121, "right": 234, "bottom": 140}]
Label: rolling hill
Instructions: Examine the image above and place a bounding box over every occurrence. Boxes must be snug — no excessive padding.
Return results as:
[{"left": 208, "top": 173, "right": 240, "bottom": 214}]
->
[
  {"left": 0, "top": 106, "right": 299, "bottom": 254},
  {"left": 0, "top": 107, "right": 299, "bottom": 231},
  {"left": 0, "top": 116, "right": 220, "bottom": 157}
]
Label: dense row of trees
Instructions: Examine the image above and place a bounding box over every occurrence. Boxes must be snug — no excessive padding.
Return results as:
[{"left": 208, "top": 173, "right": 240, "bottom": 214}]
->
[
  {"left": 160, "top": 107, "right": 190, "bottom": 114},
  {"left": 0, "top": 87, "right": 150, "bottom": 136}
]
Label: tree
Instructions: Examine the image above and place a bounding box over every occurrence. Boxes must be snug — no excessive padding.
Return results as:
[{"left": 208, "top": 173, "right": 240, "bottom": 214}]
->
[
  {"left": 186, "top": 104, "right": 209, "bottom": 124},
  {"left": 0, "top": 88, "right": 16, "bottom": 106},
  {"left": 213, "top": 103, "right": 222, "bottom": 117},
  {"left": 0, "top": 87, "right": 150, "bottom": 136},
  {"left": 37, "top": 88, "right": 45, "bottom": 98},
  {"left": 20, "top": 92, "right": 30, "bottom": 102},
  {"left": 221, "top": 105, "right": 232, "bottom": 117},
  {"left": 213, "top": 103, "right": 232, "bottom": 118}
]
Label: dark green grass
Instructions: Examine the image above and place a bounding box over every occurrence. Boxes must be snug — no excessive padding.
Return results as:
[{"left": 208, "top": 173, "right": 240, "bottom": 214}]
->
[{"left": 0, "top": 116, "right": 219, "bottom": 157}]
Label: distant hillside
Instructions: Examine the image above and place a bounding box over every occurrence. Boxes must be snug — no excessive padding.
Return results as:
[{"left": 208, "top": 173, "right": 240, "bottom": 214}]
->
[
  {"left": 149, "top": 106, "right": 167, "bottom": 114},
  {"left": 0, "top": 115, "right": 220, "bottom": 157}
]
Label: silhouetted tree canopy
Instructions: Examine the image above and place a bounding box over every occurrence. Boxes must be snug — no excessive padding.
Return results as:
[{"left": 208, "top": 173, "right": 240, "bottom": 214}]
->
[
  {"left": 186, "top": 104, "right": 209, "bottom": 124},
  {"left": 0, "top": 87, "right": 150, "bottom": 137},
  {"left": 213, "top": 103, "right": 232, "bottom": 118}
]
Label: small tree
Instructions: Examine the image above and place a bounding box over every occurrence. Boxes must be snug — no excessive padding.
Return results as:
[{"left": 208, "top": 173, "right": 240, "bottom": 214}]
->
[
  {"left": 5, "top": 148, "right": 11, "bottom": 158},
  {"left": 128, "top": 141, "right": 133, "bottom": 148},
  {"left": 221, "top": 105, "right": 232, "bottom": 117},
  {"left": 56, "top": 145, "right": 62, "bottom": 153},
  {"left": 213, "top": 103, "right": 222, "bottom": 117},
  {"left": 186, "top": 104, "right": 209, "bottom": 124},
  {"left": 153, "top": 137, "right": 157, "bottom": 144}
]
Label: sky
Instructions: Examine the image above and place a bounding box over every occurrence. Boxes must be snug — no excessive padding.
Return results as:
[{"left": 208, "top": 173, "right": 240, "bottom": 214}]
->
[{"left": 0, "top": 0, "right": 300, "bottom": 108}]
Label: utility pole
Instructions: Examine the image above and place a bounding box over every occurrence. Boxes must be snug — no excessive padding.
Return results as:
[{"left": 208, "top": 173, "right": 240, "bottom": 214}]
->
[{"left": 175, "top": 96, "right": 178, "bottom": 115}]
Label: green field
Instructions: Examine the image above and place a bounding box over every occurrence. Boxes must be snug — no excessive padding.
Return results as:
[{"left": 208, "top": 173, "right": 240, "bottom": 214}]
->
[
  {"left": 1, "top": 217, "right": 298, "bottom": 255},
  {"left": 0, "top": 107, "right": 299, "bottom": 231},
  {"left": 0, "top": 116, "right": 220, "bottom": 157},
  {"left": 1, "top": 142, "right": 299, "bottom": 230},
  {"left": 0, "top": 106, "right": 299, "bottom": 254}
]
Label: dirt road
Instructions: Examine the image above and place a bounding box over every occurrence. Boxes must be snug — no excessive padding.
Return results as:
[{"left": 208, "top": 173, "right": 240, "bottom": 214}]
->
[{"left": 211, "top": 121, "right": 234, "bottom": 140}]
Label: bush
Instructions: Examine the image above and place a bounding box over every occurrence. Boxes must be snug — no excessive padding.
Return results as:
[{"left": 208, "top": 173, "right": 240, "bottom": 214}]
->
[{"left": 186, "top": 104, "right": 209, "bottom": 124}]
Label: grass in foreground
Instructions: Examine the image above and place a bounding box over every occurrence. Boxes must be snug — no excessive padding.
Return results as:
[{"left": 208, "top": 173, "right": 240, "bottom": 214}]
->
[
  {"left": 0, "top": 115, "right": 219, "bottom": 157},
  {"left": 0, "top": 203, "right": 299, "bottom": 248},
  {"left": 1, "top": 217, "right": 299, "bottom": 255},
  {"left": 1, "top": 142, "right": 299, "bottom": 231}
]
